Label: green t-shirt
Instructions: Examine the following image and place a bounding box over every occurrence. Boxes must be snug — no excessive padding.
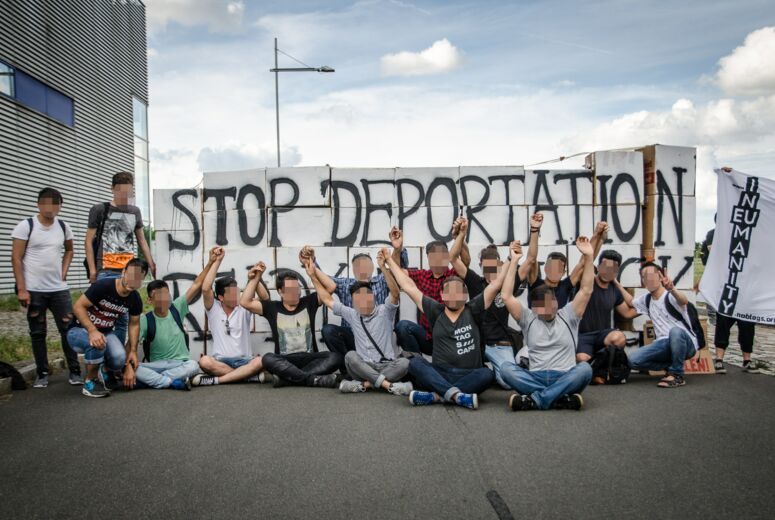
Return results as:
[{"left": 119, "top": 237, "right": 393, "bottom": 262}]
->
[{"left": 139, "top": 295, "right": 190, "bottom": 362}]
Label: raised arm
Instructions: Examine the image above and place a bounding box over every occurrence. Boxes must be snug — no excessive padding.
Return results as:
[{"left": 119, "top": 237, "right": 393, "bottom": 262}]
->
[
  {"left": 135, "top": 227, "right": 156, "bottom": 278},
  {"left": 569, "top": 222, "right": 608, "bottom": 286},
  {"left": 389, "top": 226, "right": 407, "bottom": 269},
  {"left": 449, "top": 217, "right": 469, "bottom": 278},
  {"left": 305, "top": 257, "right": 335, "bottom": 310},
  {"left": 378, "top": 248, "right": 400, "bottom": 305},
  {"left": 300, "top": 246, "right": 337, "bottom": 294},
  {"left": 613, "top": 277, "right": 640, "bottom": 319},
  {"left": 202, "top": 247, "right": 224, "bottom": 311},
  {"left": 385, "top": 252, "right": 424, "bottom": 310},
  {"left": 662, "top": 268, "right": 689, "bottom": 307},
  {"left": 185, "top": 246, "right": 218, "bottom": 303},
  {"left": 502, "top": 241, "right": 524, "bottom": 321},
  {"left": 520, "top": 212, "right": 543, "bottom": 282},
  {"left": 571, "top": 236, "right": 596, "bottom": 318},
  {"left": 450, "top": 217, "right": 472, "bottom": 267},
  {"left": 239, "top": 262, "right": 267, "bottom": 315},
  {"left": 483, "top": 254, "right": 511, "bottom": 310}
]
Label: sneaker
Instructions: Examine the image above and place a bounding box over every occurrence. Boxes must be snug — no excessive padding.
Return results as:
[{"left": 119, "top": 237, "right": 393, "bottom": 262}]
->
[
  {"left": 169, "top": 378, "right": 192, "bottom": 391},
  {"left": 258, "top": 371, "right": 274, "bottom": 384},
  {"left": 273, "top": 376, "right": 291, "bottom": 388},
  {"left": 742, "top": 360, "right": 761, "bottom": 374},
  {"left": 409, "top": 390, "right": 438, "bottom": 406},
  {"left": 245, "top": 375, "right": 261, "bottom": 383},
  {"left": 454, "top": 392, "right": 478, "bottom": 410},
  {"left": 508, "top": 393, "right": 537, "bottom": 411},
  {"left": 388, "top": 382, "right": 413, "bottom": 396},
  {"left": 33, "top": 374, "right": 49, "bottom": 388},
  {"left": 82, "top": 379, "right": 109, "bottom": 398},
  {"left": 68, "top": 373, "right": 84, "bottom": 386},
  {"left": 311, "top": 374, "right": 339, "bottom": 388},
  {"left": 339, "top": 380, "right": 366, "bottom": 393},
  {"left": 714, "top": 359, "right": 726, "bottom": 374},
  {"left": 553, "top": 394, "right": 584, "bottom": 411},
  {"left": 191, "top": 374, "right": 218, "bottom": 386},
  {"left": 98, "top": 365, "right": 120, "bottom": 392}
]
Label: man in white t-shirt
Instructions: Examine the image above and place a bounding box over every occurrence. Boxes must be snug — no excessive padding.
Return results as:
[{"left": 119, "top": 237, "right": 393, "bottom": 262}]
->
[
  {"left": 192, "top": 248, "right": 269, "bottom": 386},
  {"left": 615, "top": 262, "right": 700, "bottom": 388},
  {"left": 11, "top": 187, "right": 82, "bottom": 388}
]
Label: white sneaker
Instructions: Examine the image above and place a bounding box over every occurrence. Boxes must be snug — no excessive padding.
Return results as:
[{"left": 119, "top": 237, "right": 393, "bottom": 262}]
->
[
  {"left": 339, "top": 380, "right": 366, "bottom": 393},
  {"left": 258, "top": 371, "right": 274, "bottom": 384},
  {"left": 388, "top": 381, "right": 413, "bottom": 396}
]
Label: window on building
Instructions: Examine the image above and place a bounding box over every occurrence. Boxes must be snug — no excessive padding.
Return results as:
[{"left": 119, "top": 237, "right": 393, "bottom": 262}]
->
[
  {"left": 1, "top": 62, "right": 74, "bottom": 127},
  {"left": 0, "top": 61, "right": 14, "bottom": 97},
  {"left": 133, "top": 96, "right": 150, "bottom": 220}
]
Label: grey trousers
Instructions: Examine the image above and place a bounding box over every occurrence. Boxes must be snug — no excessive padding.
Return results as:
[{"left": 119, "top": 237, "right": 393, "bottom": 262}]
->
[{"left": 344, "top": 351, "right": 410, "bottom": 388}]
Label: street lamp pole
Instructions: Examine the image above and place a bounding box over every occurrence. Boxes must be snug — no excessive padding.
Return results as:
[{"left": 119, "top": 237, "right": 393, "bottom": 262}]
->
[{"left": 270, "top": 37, "right": 334, "bottom": 168}]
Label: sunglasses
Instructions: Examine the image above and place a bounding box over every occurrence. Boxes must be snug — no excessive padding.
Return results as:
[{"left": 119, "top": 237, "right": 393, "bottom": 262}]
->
[{"left": 225, "top": 318, "right": 231, "bottom": 336}]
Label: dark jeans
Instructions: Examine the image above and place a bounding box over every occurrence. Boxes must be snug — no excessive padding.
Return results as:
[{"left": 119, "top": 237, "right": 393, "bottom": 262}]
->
[
  {"left": 27, "top": 290, "right": 80, "bottom": 378},
  {"left": 408, "top": 357, "right": 494, "bottom": 402},
  {"left": 262, "top": 351, "right": 344, "bottom": 386},
  {"left": 321, "top": 324, "right": 355, "bottom": 356},
  {"left": 395, "top": 320, "right": 433, "bottom": 356},
  {"left": 715, "top": 314, "right": 756, "bottom": 353}
]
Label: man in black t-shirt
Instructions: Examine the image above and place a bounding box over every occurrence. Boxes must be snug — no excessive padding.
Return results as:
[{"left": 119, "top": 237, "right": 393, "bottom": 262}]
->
[
  {"left": 240, "top": 261, "right": 343, "bottom": 388},
  {"left": 384, "top": 251, "right": 511, "bottom": 410},
  {"left": 67, "top": 258, "right": 147, "bottom": 398},
  {"left": 576, "top": 249, "right": 631, "bottom": 366}
]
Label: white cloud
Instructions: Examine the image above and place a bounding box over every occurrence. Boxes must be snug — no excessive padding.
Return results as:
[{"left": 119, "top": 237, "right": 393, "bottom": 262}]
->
[
  {"left": 380, "top": 39, "right": 463, "bottom": 76},
  {"left": 716, "top": 26, "right": 775, "bottom": 96},
  {"left": 197, "top": 143, "right": 301, "bottom": 172},
  {"left": 145, "top": 0, "right": 245, "bottom": 33}
]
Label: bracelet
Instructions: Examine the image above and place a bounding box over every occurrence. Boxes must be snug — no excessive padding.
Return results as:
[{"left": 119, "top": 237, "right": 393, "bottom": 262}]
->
[{"left": 530, "top": 228, "right": 540, "bottom": 233}]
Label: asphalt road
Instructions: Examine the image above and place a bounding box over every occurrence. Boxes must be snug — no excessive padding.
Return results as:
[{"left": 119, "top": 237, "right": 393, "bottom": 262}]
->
[{"left": 2, "top": 368, "right": 774, "bottom": 520}]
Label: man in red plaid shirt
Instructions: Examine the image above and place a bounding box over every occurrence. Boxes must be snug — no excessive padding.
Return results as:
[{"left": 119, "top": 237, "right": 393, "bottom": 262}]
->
[{"left": 391, "top": 225, "right": 470, "bottom": 355}]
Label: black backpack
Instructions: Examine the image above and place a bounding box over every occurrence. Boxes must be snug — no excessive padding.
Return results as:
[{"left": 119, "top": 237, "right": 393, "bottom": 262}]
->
[
  {"left": 591, "top": 345, "right": 631, "bottom": 384},
  {"left": 142, "top": 306, "right": 189, "bottom": 362},
  {"left": 83, "top": 202, "right": 111, "bottom": 278},
  {"left": 645, "top": 293, "right": 706, "bottom": 348},
  {"left": 0, "top": 361, "right": 27, "bottom": 390},
  {"left": 14, "top": 217, "right": 68, "bottom": 295}
]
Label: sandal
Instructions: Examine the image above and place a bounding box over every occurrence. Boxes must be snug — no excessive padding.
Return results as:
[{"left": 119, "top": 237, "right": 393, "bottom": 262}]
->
[{"left": 657, "top": 374, "right": 685, "bottom": 388}]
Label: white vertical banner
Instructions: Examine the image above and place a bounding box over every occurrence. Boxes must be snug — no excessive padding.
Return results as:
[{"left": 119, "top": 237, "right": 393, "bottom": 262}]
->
[{"left": 699, "top": 168, "right": 775, "bottom": 324}]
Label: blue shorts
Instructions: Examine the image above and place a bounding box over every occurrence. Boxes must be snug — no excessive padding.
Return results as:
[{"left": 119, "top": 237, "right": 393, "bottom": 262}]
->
[
  {"left": 215, "top": 356, "right": 253, "bottom": 369},
  {"left": 577, "top": 328, "right": 616, "bottom": 357}
]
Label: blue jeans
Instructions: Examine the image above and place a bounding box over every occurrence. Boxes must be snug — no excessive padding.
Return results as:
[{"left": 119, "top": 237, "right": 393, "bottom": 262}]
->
[
  {"left": 395, "top": 320, "right": 433, "bottom": 356},
  {"left": 628, "top": 327, "right": 697, "bottom": 376},
  {"left": 408, "top": 357, "right": 494, "bottom": 402},
  {"left": 67, "top": 326, "right": 126, "bottom": 371},
  {"left": 135, "top": 359, "right": 200, "bottom": 388},
  {"left": 215, "top": 356, "right": 253, "bottom": 369},
  {"left": 484, "top": 345, "right": 517, "bottom": 389},
  {"left": 96, "top": 270, "right": 127, "bottom": 345},
  {"left": 500, "top": 362, "right": 592, "bottom": 410}
]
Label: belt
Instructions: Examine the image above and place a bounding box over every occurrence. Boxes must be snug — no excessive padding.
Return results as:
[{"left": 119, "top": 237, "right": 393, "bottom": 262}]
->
[{"left": 494, "top": 341, "right": 512, "bottom": 346}]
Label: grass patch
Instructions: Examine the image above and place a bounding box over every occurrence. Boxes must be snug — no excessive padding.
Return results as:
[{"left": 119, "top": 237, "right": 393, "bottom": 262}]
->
[{"left": 0, "top": 335, "right": 62, "bottom": 364}]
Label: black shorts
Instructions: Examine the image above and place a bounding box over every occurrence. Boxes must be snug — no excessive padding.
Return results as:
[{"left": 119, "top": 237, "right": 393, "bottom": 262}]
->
[{"left": 577, "top": 328, "right": 616, "bottom": 357}]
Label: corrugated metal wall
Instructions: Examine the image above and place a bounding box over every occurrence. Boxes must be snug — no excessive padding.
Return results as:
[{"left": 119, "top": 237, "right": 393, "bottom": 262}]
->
[{"left": 0, "top": 0, "right": 147, "bottom": 293}]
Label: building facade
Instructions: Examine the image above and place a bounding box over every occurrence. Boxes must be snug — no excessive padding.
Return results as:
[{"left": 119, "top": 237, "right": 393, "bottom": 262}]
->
[{"left": 0, "top": 0, "right": 149, "bottom": 293}]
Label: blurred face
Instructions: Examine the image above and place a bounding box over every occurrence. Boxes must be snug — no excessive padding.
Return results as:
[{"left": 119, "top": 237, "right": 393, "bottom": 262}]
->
[
  {"left": 112, "top": 183, "right": 133, "bottom": 205},
  {"left": 441, "top": 279, "right": 467, "bottom": 311},
  {"left": 532, "top": 292, "right": 559, "bottom": 321},
  {"left": 427, "top": 246, "right": 450, "bottom": 277},
  {"left": 37, "top": 197, "right": 61, "bottom": 220},
  {"left": 481, "top": 258, "right": 501, "bottom": 283},
  {"left": 218, "top": 285, "right": 240, "bottom": 308},
  {"left": 352, "top": 287, "right": 376, "bottom": 315},
  {"left": 149, "top": 286, "right": 171, "bottom": 313},
  {"left": 543, "top": 258, "right": 566, "bottom": 285},
  {"left": 640, "top": 266, "right": 662, "bottom": 292},
  {"left": 122, "top": 266, "right": 145, "bottom": 291},
  {"left": 279, "top": 278, "right": 301, "bottom": 306},
  {"left": 598, "top": 259, "right": 620, "bottom": 283},
  {"left": 352, "top": 257, "right": 374, "bottom": 281}
]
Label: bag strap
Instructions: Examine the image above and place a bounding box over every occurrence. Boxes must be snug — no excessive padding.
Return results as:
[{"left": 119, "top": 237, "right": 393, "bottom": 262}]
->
[
  {"left": 142, "top": 311, "right": 156, "bottom": 362},
  {"left": 556, "top": 313, "right": 577, "bottom": 351},
  {"left": 360, "top": 315, "right": 389, "bottom": 361},
  {"left": 93, "top": 202, "right": 111, "bottom": 252},
  {"left": 663, "top": 297, "right": 696, "bottom": 339},
  {"left": 168, "top": 305, "right": 190, "bottom": 350}
]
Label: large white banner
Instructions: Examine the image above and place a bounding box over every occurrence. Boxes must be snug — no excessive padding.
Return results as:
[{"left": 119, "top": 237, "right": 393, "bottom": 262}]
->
[{"left": 700, "top": 168, "right": 775, "bottom": 325}]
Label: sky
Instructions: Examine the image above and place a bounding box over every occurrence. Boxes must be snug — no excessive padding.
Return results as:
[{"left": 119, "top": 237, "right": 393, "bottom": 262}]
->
[{"left": 144, "top": 0, "right": 775, "bottom": 240}]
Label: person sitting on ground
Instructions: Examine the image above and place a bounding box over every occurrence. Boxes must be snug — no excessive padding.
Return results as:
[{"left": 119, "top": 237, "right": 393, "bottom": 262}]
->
[
  {"left": 125, "top": 247, "right": 221, "bottom": 391},
  {"left": 499, "top": 237, "right": 596, "bottom": 412},
  {"left": 67, "top": 258, "right": 148, "bottom": 398},
  {"left": 306, "top": 249, "right": 412, "bottom": 396},
  {"left": 193, "top": 248, "right": 268, "bottom": 386},
  {"left": 614, "top": 262, "right": 700, "bottom": 388},
  {"left": 449, "top": 214, "right": 542, "bottom": 388},
  {"left": 240, "top": 258, "right": 344, "bottom": 388},
  {"left": 301, "top": 231, "right": 408, "bottom": 357},
  {"left": 384, "top": 247, "right": 505, "bottom": 410}
]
